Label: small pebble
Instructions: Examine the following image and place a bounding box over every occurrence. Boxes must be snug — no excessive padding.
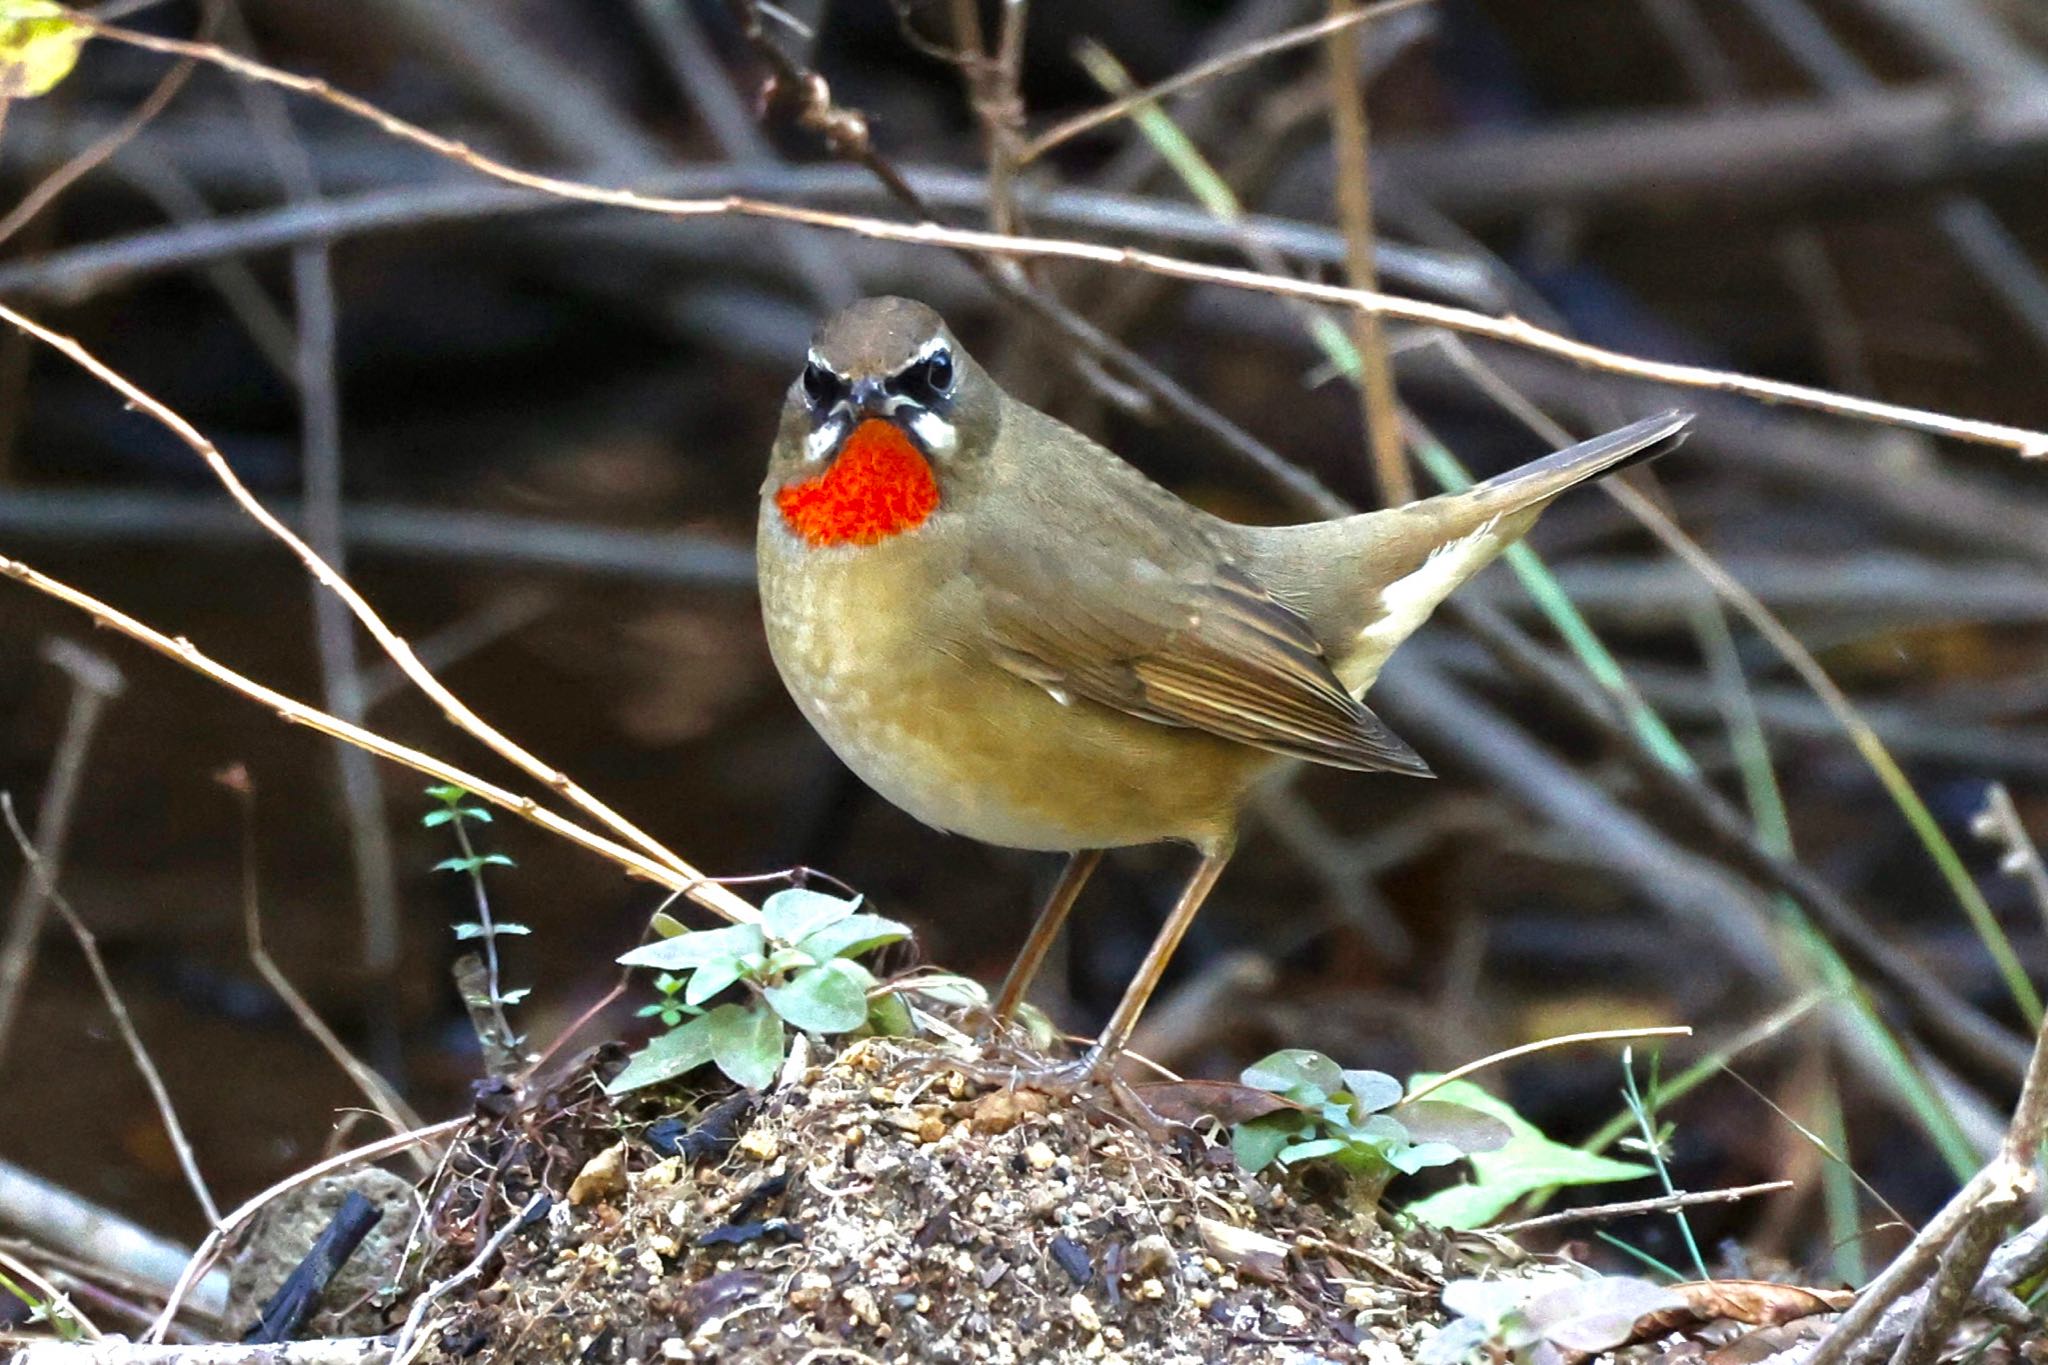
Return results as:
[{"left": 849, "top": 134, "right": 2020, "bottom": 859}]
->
[{"left": 1069, "top": 1292, "right": 1102, "bottom": 1334}]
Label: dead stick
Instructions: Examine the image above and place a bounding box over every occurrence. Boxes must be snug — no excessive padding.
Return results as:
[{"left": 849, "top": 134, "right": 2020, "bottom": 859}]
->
[
  {"left": 0, "top": 640, "right": 123, "bottom": 1062},
  {"left": 69, "top": 17, "right": 2048, "bottom": 459},
  {"left": 0, "top": 552, "right": 758, "bottom": 923},
  {"left": 1494, "top": 1181, "right": 1795, "bottom": 1235},
  {"left": 1, "top": 799, "right": 220, "bottom": 1228}
]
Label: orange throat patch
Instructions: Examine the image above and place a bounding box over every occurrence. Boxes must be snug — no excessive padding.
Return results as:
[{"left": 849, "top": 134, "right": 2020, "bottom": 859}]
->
[{"left": 776, "top": 418, "right": 940, "bottom": 548}]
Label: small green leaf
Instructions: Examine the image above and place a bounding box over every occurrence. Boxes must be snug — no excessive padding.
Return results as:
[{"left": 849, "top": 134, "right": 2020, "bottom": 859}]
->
[
  {"left": 1395, "top": 1101, "right": 1515, "bottom": 1155},
  {"left": 1340, "top": 1069, "right": 1404, "bottom": 1114},
  {"left": 1241, "top": 1049, "right": 1343, "bottom": 1104},
  {"left": 709, "top": 1002, "right": 785, "bottom": 1090},
  {"left": 683, "top": 955, "right": 746, "bottom": 1006},
  {"left": 1386, "top": 1140, "right": 1464, "bottom": 1175},
  {"left": 866, "top": 990, "right": 914, "bottom": 1037},
  {"left": 619, "top": 923, "right": 765, "bottom": 973},
  {"left": 480, "top": 853, "right": 515, "bottom": 868},
  {"left": 496, "top": 987, "right": 531, "bottom": 1005},
  {"left": 494, "top": 923, "right": 532, "bottom": 936},
  {"left": 604, "top": 1014, "right": 715, "bottom": 1094},
  {"left": 649, "top": 911, "right": 689, "bottom": 939},
  {"left": 453, "top": 922, "right": 487, "bottom": 940},
  {"left": 761, "top": 887, "right": 860, "bottom": 945},
  {"left": 1276, "top": 1136, "right": 1347, "bottom": 1166},
  {"left": 425, "top": 784, "right": 467, "bottom": 803},
  {"left": 1230, "top": 1114, "right": 1301, "bottom": 1173},
  {"left": 762, "top": 946, "right": 818, "bottom": 978},
  {"left": 422, "top": 810, "right": 455, "bottom": 828},
  {"left": 457, "top": 805, "right": 491, "bottom": 823},
  {"left": 798, "top": 913, "right": 911, "bottom": 963},
  {"left": 764, "top": 960, "right": 869, "bottom": 1034}
]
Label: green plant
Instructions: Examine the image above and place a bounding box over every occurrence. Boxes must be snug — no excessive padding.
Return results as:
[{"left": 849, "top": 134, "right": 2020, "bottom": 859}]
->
[
  {"left": 0, "top": 1266, "right": 86, "bottom": 1342},
  {"left": 607, "top": 887, "right": 911, "bottom": 1094},
  {"left": 424, "top": 784, "right": 529, "bottom": 1058},
  {"left": 1402, "top": 1078, "right": 1653, "bottom": 1230},
  {"left": 1229, "top": 1049, "right": 1497, "bottom": 1184}
]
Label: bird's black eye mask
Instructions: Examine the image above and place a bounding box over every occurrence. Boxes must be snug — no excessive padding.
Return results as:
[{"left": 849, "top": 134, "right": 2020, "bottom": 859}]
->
[
  {"left": 801, "top": 359, "right": 846, "bottom": 413},
  {"left": 888, "top": 345, "right": 955, "bottom": 408}
]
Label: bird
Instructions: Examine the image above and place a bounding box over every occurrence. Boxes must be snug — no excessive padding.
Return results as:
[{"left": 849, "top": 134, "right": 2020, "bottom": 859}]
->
[{"left": 756, "top": 296, "right": 1692, "bottom": 1087}]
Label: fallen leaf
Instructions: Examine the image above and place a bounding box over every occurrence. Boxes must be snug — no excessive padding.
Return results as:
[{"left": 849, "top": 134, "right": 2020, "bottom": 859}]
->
[
  {"left": 1130, "top": 1079, "right": 1304, "bottom": 1127},
  {"left": 1195, "top": 1215, "right": 1289, "bottom": 1283},
  {"left": 1641, "top": 1279, "right": 1853, "bottom": 1334}
]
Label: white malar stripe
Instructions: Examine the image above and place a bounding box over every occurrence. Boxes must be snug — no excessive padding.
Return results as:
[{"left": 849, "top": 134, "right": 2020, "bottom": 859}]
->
[
  {"left": 804, "top": 410, "right": 850, "bottom": 464},
  {"left": 906, "top": 407, "right": 958, "bottom": 458},
  {"left": 1348, "top": 516, "right": 1504, "bottom": 680}
]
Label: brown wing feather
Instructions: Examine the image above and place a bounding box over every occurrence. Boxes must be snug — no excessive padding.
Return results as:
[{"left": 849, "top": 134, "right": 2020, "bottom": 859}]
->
[{"left": 971, "top": 537, "right": 1431, "bottom": 776}]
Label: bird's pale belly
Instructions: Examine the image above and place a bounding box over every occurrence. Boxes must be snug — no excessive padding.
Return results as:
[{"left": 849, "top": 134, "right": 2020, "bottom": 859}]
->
[{"left": 760, "top": 546, "right": 1256, "bottom": 852}]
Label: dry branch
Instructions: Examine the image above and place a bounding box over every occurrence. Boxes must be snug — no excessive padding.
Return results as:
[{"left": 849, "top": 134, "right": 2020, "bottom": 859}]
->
[
  {"left": 72, "top": 16, "right": 2048, "bottom": 458},
  {"left": 0, "top": 553, "right": 755, "bottom": 923}
]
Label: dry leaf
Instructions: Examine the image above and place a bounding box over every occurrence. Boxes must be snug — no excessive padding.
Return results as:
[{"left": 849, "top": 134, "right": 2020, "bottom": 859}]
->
[
  {"left": 1130, "top": 1079, "right": 1303, "bottom": 1127},
  {"left": 1195, "top": 1215, "right": 1289, "bottom": 1283}
]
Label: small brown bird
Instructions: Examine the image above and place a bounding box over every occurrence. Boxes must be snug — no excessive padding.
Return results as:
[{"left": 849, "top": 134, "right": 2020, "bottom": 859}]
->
[{"left": 758, "top": 297, "right": 1691, "bottom": 1084}]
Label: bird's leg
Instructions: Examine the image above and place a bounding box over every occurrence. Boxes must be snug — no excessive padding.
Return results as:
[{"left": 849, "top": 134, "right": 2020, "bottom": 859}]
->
[
  {"left": 990, "top": 849, "right": 1104, "bottom": 1027},
  {"left": 964, "top": 841, "right": 1235, "bottom": 1099},
  {"left": 1070, "top": 840, "right": 1233, "bottom": 1077}
]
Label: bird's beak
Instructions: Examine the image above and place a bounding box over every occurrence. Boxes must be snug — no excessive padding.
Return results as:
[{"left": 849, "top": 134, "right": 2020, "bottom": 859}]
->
[{"left": 847, "top": 376, "right": 894, "bottom": 421}]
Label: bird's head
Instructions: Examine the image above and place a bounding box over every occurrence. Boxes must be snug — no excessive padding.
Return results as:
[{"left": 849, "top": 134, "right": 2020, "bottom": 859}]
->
[{"left": 764, "top": 297, "right": 1000, "bottom": 549}]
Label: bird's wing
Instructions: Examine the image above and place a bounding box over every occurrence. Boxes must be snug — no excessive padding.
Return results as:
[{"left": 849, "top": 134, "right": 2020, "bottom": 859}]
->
[{"left": 968, "top": 520, "right": 1432, "bottom": 776}]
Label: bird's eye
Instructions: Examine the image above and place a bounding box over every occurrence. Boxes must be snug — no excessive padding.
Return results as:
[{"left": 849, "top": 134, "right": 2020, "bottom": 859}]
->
[
  {"left": 802, "top": 360, "right": 843, "bottom": 409},
  {"left": 908, "top": 347, "right": 955, "bottom": 399}
]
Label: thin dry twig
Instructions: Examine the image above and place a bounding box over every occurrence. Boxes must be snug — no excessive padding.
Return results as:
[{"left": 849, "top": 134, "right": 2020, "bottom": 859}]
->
[
  {"left": 0, "top": 302, "right": 755, "bottom": 926},
  {"left": 71, "top": 16, "right": 2048, "bottom": 458},
  {"left": 1401, "top": 1026, "right": 1692, "bottom": 1106},
  {"left": 1325, "top": 0, "right": 1411, "bottom": 506},
  {"left": 147, "top": 1118, "right": 468, "bottom": 1343},
  {"left": 1973, "top": 784, "right": 2048, "bottom": 935},
  {"left": 0, "top": 640, "right": 123, "bottom": 1064},
  {"left": 0, "top": 798, "right": 220, "bottom": 1229},
  {"left": 0, "top": 552, "right": 757, "bottom": 921},
  {"left": 1018, "top": 0, "right": 1428, "bottom": 163},
  {"left": 0, "top": 1, "right": 212, "bottom": 250},
  {"left": 0, "top": 301, "right": 695, "bottom": 888},
  {"left": 0, "top": 1243, "right": 101, "bottom": 1342},
  {"left": 217, "top": 765, "right": 433, "bottom": 1160},
  {"left": 1807, "top": 1001, "right": 2048, "bottom": 1365},
  {"left": 1492, "top": 1180, "right": 1795, "bottom": 1235},
  {"left": 389, "top": 1192, "right": 545, "bottom": 1365},
  {"left": 0, "top": 1160, "right": 228, "bottom": 1320}
]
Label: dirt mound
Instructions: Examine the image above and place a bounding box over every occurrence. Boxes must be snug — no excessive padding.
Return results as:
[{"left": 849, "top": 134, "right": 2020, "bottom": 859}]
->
[{"left": 411, "top": 1035, "right": 1449, "bottom": 1364}]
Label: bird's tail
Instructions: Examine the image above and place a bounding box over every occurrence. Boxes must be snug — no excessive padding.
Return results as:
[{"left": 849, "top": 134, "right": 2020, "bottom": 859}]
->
[
  {"left": 1241, "top": 410, "right": 1695, "bottom": 697},
  {"left": 1459, "top": 409, "right": 1694, "bottom": 522}
]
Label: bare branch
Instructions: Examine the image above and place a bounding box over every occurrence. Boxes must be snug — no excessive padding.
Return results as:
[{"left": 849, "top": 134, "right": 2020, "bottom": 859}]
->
[
  {"left": 1020, "top": 0, "right": 1429, "bottom": 163},
  {"left": 68, "top": 16, "right": 2048, "bottom": 457},
  {"left": 0, "top": 301, "right": 732, "bottom": 905},
  {"left": 1, "top": 799, "right": 220, "bottom": 1228},
  {"left": 0, "top": 552, "right": 758, "bottom": 923}
]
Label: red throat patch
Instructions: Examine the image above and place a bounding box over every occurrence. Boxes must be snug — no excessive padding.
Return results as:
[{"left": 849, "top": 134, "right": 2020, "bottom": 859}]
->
[{"left": 776, "top": 418, "right": 940, "bottom": 548}]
